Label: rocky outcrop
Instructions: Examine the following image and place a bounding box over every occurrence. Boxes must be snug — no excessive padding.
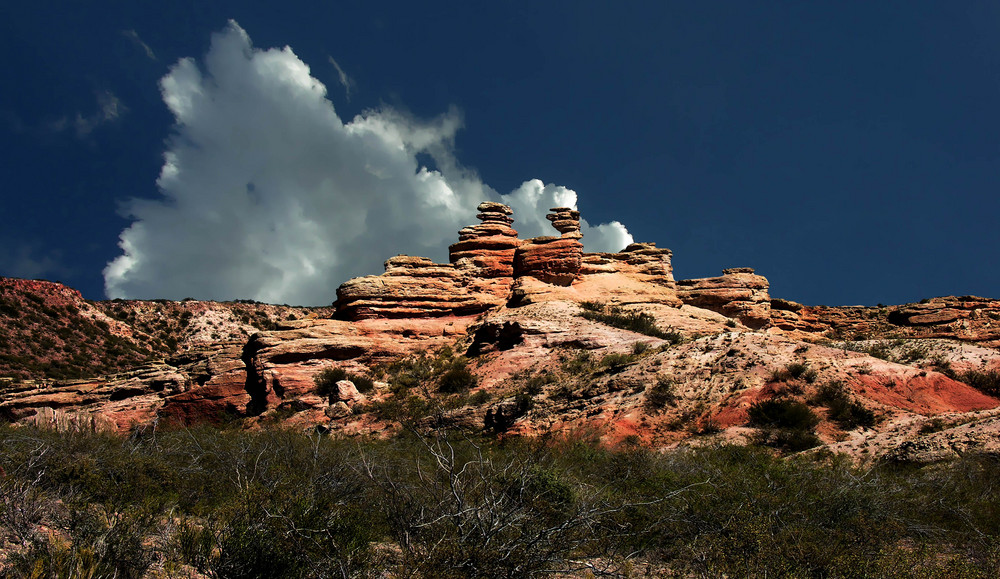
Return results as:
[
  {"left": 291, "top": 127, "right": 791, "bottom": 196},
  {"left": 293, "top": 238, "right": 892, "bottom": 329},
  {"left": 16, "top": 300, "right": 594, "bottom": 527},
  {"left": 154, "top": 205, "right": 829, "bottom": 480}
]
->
[
  {"left": 510, "top": 242, "right": 679, "bottom": 307},
  {"left": 546, "top": 207, "right": 582, "bottom": 238},
  {"left": 770, "top": 296, "right": 1000, "bottom": 346},
  {"left": 231, "top": 316, "right": 475, "bottom": 421},
  {"left": 512, "top": 208, "right": 584, "bottom": 286},
  {"left": 334, "top": 256, "right": 503, "bottom": 320},
  {"left": 513, "top": 237, "right": 584, "bottom": 286},
  {"left": 580, "top": 243, "right": 675, "bottom": 286},
  {"left": 449, "top": 202, "right": 521, "bottom": 280},
  {"left": 336, "top": 203, "right": 524, "bottom": 321},
  {"left": 0, "top": 346, "right": 250, "bottom": 431},
  {"left": 10, "top": 199, "right": 1000, "bottom": 464},
  {"left": 0, "top": 276, "right": 333, "bottom": 381},
  {"left": 677, "top": 268, "right": 771, "bottom": 328},
  {"left": 336, "top": 204, "right": 681, "bottom": 316}
]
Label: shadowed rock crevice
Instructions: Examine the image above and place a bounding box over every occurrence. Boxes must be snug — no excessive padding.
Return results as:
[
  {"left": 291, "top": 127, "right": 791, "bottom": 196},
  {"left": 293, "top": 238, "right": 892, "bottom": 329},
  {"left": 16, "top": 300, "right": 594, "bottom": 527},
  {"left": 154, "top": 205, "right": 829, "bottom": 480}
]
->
[
  {"left": 467, "top": 321, "right": 524, "bottom": 357},
  {"left": 241, "top": 337, "right": 269, "bottom": 416}
]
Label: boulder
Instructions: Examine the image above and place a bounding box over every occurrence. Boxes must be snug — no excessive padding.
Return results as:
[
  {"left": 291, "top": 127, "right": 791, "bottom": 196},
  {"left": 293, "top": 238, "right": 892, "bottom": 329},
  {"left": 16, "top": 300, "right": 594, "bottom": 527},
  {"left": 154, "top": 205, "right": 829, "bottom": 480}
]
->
[
  {"left": 335, "top": 379, "right": 367, "bottom": 406},
  {"left": 325, "top": 401, "right": 352, "bottom": 419}
]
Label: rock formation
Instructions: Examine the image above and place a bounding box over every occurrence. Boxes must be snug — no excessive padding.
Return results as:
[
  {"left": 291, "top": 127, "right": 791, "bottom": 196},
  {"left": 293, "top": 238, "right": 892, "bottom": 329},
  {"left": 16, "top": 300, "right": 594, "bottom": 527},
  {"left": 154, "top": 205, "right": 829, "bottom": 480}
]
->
[
  {"left": 335, "top": 202, "right": 524, "bottom": 321},
  {"left": 770, "top": 296, "right": 1000, "bottom": 347},
  {"left": 512, "top": 207, "right": 585, "bottom": 286},
  {"left": 6, "top": 200, "right": 1000, "bottom": 465},
  {"left": 334, "top": 256, "right": 502, "bottom": 320},
  {"left": 677, "top": 267, "right": 771, "bottom": 328},
  {"left": 449, "top": 202, "right": 521, "bottom": 279},
  {"left": 546, "top": 207, "right": 582, "bottom": 238}
]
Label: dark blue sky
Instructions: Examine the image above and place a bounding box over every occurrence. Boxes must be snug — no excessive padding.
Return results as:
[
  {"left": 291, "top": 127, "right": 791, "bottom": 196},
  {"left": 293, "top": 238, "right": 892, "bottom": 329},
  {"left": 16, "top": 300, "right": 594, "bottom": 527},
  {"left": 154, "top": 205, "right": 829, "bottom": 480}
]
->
[{"left": 2, "top": 1, "right": 998, "bottom": 306}]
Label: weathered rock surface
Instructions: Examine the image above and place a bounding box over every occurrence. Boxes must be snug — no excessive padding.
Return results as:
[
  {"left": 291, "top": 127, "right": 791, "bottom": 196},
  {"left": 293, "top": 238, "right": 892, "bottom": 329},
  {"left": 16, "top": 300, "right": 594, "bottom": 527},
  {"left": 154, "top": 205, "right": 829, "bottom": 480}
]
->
[
  {"left": 546, "top": 207, "right": 582, "bottom": 238},
  {"left": 234, "top": 316, "right": 476, "bottom": 423},
  {"left": 335, "top": 256, "right": 502, "bottom": 320},
  {"left": 449, "top": 201, "right": 521, "bottom": 279},
  {"left": 335, "top": 203, "right": 524, "bottom": 321},
  {"left": 334, "top": 380, "right": 366, "bottom": 406},
  {"left": 0, "top": 345, "right": 249, "bottom": 430},
  {"left": 510, "top": 243, "right": 678, "bottom": 307},
  {"left": 4, "top": 201, "right": 1000, "bottom": 465},
  {"left": 770, "top": 295, "right": 1000, "bottom": 347},
  {"left": 512, "top": 207, "right": 586, "bottom": 286},
  {"left": 512, "top": 237, "right": 584, "bottom": 286},
  {"left": 677, "top": 268, "right": 771, "bottom": 328}
]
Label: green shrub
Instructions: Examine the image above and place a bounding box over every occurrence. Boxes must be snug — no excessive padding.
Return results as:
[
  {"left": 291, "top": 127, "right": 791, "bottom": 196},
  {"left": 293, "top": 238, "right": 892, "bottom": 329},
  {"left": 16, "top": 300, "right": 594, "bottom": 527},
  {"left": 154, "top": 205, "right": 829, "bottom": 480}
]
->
[
  {"left": 771, "top": 361, "right": 818, "bottom": 384},
  {"left": 600, "top": 352, "right": 636, "bottom": 370},
  {"left": 439, "top": 358, "right": 477, "bottom": 393},
  {"left": 810, "top": 381, "right": 876, "bottom": 430},
  {"left": 918, "top": 417, "right": 949, "bottom": 434},
  {"left": 376, "top": 346, "right": 464, "bottom": 392},
  {"left": 958, "top": 368, "right": 1000, "bottom": 397},
  {"left": 748, "top": 398, "right": 821, "bottom": 451},
  {"left": 3, "top": 423, "right": 1000, "bottom": 577},
  {"left": 559, "top": 350, "right": 594, "bottom": 375},
  {"left": 468, "top": 390, "right": 491, "bottom": 406},
  {"left": 579, "top": 303, "right": 682, "bottom": 343},
  {"left": 752, "top": 427, "right": 822, "bottom": 452},
  {"left": 785, "top": 362, "right": 810, "bottom": 379},
  {"left": 524, "top": 372, "right": 556, "bottom": 395},
  {"left": 645, "top": 377, "right": 677, "bottom": 410},
  {"left": 748, "top": 399, "right": 820, "bottom": 431}
]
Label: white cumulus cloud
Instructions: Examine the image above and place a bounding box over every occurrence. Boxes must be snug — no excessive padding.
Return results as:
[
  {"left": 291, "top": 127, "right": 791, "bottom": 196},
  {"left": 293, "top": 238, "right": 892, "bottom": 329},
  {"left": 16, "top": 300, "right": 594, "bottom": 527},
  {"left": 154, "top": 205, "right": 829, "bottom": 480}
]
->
[{"left": 104, "top": 21, "right": 633, "bottom": 305}]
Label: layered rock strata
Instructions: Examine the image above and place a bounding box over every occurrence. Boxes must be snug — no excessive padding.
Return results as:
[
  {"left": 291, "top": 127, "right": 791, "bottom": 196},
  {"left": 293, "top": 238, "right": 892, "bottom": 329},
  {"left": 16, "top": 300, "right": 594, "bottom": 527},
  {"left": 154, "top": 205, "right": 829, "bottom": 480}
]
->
[
  {"left": 770, "top": 296, "right": 1000, "bottom": 346},
  {"left": 677, "top": 267, "right": 771, "bottom": 328},
  {"left": 449, "top": 202, "right": 521, "bottom": 279},
  {"left": 335, "top": 203, "right": 524, "bottom": 321},
  {"left": 510, "top": 242, "right": 679, "bottom": 307},
  {"left": 513, "top": 207, "right": 584, "bottom": 286},
  {"left": 580, "top": 243, "right": 675, "bottom": 286},
  {"left": 335, "top": 203, "right": 682, "bottom": 315},
  {"left": 546, "top": 207, "right": 582, "bottom": 238},
  {"left": 0, "top": 346, "right": 249, "bottom": 431},
  {"left": 334, "top": 256, "right": 505, "bottom": 320}
]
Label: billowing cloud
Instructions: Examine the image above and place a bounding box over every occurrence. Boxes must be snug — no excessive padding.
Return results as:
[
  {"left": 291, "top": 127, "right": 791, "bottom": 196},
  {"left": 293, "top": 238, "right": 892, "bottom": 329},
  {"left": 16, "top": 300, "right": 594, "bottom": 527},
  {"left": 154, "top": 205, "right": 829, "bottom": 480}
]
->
[{"left": 104, "top": 21, "right": 633, "bottom": 305}]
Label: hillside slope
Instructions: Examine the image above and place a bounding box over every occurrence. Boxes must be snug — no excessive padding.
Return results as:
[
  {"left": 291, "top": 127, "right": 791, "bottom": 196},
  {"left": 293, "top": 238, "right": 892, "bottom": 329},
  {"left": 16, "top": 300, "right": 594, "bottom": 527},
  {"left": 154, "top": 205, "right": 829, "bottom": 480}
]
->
[{"left": 2, "top": 203, "right": 998, "bottom": 463}]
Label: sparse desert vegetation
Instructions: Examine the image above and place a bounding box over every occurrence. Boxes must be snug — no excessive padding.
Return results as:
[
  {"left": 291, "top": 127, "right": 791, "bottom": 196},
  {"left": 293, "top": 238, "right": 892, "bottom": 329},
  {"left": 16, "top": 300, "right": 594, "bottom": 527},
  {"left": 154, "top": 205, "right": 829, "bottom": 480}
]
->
[{"left": 2, "top": 425, "right": 999, "bottom": 577}]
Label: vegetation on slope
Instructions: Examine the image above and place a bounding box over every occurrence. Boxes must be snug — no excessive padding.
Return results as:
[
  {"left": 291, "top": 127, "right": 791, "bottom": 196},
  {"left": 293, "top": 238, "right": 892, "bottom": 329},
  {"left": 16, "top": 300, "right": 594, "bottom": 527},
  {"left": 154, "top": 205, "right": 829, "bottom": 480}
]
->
[
  {"left": 579, "top": 301, "right": 682, "bottom": 343},
  {"left": 1, "top": 425, "right": 999, "bottom": 578},
  {"left": 0, "top": 280, "right": 332, "bottom": 382},
  {"left": 0, "top": 289, "right": 155, "bottom": 381}
]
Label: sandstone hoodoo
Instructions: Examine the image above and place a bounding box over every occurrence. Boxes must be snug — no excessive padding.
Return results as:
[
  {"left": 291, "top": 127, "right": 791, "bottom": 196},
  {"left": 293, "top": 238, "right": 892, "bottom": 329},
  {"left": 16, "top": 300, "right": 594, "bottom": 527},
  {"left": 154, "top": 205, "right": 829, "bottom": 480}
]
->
[
  {"left": 546, "top": 206, "right": 582, "bottom": 238},
  {"left": 513, "top": 207, "right": 585, "bottom": 286},
  {"left": 449, "top": 201, "right": 520, "bottom": 279}
]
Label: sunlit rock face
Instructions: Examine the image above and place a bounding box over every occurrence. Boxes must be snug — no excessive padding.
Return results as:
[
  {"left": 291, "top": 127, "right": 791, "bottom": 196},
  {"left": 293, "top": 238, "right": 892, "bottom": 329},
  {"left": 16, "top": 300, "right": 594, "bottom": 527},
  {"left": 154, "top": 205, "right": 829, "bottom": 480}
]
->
[{"left": 677, "top": 267, "right": 772, "bottom": 329}]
